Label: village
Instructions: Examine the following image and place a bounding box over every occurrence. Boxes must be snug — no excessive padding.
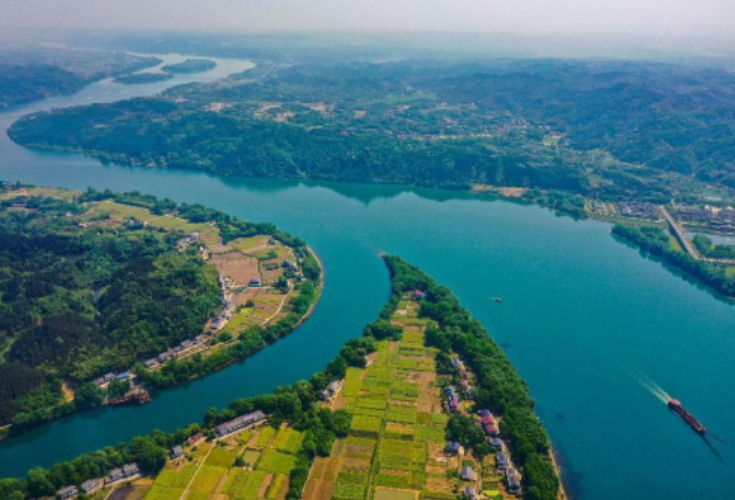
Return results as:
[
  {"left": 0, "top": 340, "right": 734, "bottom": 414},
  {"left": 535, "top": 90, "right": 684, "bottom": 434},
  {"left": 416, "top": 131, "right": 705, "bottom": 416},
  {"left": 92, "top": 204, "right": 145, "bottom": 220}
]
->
[
  {"left": 90, "top": 224, "right": 309, "bottom": 408},
  {"left": 0, "top": 192, "right": 316, "bottom": 417},
  {"left": 45, "top": 292, "right": 524, "bottom": 500},
  {"left": 304, "top": 294, "right": 523, "bottom": 500}
]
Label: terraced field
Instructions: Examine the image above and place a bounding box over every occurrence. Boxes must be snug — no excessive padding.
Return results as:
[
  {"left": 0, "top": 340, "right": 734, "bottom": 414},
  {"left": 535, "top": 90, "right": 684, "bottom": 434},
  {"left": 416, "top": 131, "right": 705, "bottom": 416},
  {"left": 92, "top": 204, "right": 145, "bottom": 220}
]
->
[{"left": 304, "top": 300, "right": 460, "bottom": 500}]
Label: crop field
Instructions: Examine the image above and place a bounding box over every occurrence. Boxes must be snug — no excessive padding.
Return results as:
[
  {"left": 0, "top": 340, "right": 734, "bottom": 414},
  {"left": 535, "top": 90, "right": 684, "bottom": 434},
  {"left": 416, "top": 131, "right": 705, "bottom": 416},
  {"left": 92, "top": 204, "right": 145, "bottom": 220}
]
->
[
  {"left": 92, "top": 201, "right": 217, "bottom": 239},
  {"left": 143, "top": 424, "right": 302, "bottom": 500},
  {"left": 304, "top": 299, "right": 459, "bottom": 500}
]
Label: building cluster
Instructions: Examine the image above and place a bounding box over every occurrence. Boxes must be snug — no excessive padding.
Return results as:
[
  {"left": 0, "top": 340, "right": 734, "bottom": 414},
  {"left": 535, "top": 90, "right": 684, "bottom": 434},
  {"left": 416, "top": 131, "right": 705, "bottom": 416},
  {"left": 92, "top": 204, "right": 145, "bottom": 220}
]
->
[
  {"left": 671, "top": 205, "right": 735, "bottom": 233},
  {"left": 282, "top": 259, "right": 305, "bottom": 281},
  {"left": 93, "top": 370, "right": 133, "bottom": 389},
  {"left": 54, "top": 463, "right": 138, "bottom": 499},
  {"left": 617, "top": 201, "right": 660, "bottom": 219},
  {"left": 673, "top": 205, "right": 714, "bottom": 222},
  {"left": 320, "top": 380, "right": 343, "bottom": 402},
  {"left": 214, "top": 410, "right": 267, "bottom": 438},
  {"left": 711, "top": 207, "right": 735, "bottom": 233},
  {"left": 144, "top": 333, "right": 210, "bottom": 369},
  {"left": 175, "top": 232, "right": 200, "bottom": 252},
  {"left": 444, "top": 354, "right": 522, "bottom": 498},
  {"left": 105, "top": 463, "right": 140, "bottom": 485},
  {"left": 444, "top": 355, "right": 475, "bottom": 413},
  {"left": 211, "top": 275, "right": 236, "bottom": 332}
]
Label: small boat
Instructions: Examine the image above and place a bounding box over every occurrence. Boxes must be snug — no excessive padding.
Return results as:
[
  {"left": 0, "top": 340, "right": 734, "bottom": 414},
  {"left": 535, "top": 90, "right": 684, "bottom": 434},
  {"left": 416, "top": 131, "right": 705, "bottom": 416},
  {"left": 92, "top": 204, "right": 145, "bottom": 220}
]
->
[{"left": 493, "top": 297, "right": 504, "bottom": 303}]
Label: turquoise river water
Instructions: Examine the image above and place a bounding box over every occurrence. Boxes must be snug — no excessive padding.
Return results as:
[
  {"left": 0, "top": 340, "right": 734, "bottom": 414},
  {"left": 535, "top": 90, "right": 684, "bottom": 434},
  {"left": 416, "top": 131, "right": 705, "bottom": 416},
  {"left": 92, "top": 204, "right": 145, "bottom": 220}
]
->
[{"left": 0, "top": 55, "right": 733, "bottom": 499}]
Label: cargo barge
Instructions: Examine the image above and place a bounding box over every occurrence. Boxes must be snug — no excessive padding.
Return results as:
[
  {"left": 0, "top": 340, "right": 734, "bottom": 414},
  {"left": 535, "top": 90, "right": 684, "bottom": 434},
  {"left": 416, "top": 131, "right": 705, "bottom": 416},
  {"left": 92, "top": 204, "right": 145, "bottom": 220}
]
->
[{"left": 667, "top": 399, "right": 706, "bottom": 434}]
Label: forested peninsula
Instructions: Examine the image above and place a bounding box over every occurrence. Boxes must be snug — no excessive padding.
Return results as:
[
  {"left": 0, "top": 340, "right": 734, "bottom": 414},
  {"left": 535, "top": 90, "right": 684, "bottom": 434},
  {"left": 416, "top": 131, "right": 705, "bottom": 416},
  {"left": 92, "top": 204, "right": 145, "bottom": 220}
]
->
[
  {"left": 0, "top": 255, "right": 559, "bottom": 500},
  {"left": 0, "top": 185, "right": 321, "bottom": 436},
  {"left": 9, "top": 59, "right": 735, "bottom": 216}
]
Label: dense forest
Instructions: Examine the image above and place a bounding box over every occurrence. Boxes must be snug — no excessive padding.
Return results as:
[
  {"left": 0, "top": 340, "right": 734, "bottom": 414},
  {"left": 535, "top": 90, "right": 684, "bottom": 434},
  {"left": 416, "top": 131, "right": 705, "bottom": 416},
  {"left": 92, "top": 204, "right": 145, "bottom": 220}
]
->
[
  {"left": 0, "top": 191, "right": 220, "bottom": 428},
  {"left": 113, "top": 72, "right": 173, "bottom": 85},
  {"left": 161, "top": 58, "right": 217, "bottom": 74},
  {"left": 0, "top": 255, "right": 558, "bottom": 500},
  {"left": 10, "top": 59, "right": 735, "bottom": 206},
  {"left": 0, "top": 65, "right": 86, "bottom": 109},
  {"left": 0, "top": 45, "right": 159, "bottom": 108}
]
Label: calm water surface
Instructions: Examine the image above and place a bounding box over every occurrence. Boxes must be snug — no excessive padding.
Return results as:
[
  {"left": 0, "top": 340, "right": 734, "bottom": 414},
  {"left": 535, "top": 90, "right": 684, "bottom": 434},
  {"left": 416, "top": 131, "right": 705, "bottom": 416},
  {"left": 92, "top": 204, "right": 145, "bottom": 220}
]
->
[{"left": 0, "top": 56, "right": 734, "bottom": 499}]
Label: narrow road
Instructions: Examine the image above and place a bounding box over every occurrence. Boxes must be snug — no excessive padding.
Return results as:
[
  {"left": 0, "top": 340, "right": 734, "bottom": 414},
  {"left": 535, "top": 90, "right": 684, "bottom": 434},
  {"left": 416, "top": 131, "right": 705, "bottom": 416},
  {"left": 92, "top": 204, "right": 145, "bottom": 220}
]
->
[{"left": 181, "top": 444, "right": 214, "bottom": 499}]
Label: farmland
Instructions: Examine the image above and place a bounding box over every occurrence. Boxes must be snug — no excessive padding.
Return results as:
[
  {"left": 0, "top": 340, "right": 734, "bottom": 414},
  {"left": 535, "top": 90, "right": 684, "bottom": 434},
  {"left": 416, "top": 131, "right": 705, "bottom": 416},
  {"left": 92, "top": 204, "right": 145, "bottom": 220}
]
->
[
  {"left": 305, "top": 300, "right": 463, "bottom": 500},
  {"left": 132, "top": 423, "right": 303, "bottom": 500}
]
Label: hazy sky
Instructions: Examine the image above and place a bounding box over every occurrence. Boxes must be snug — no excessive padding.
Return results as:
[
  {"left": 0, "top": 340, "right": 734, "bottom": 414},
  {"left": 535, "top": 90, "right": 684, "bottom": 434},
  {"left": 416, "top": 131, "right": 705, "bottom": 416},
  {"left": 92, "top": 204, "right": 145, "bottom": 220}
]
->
[{"left": 2, "top": 0, "right": 735, "bottom": 37}]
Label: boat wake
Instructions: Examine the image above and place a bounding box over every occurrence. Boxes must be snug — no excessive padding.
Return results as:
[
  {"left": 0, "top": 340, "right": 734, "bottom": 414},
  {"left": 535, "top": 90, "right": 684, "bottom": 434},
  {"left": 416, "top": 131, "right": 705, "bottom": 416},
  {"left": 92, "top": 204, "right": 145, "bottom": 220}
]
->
[{"left": 632, "top": 370, "right": 671, "bottom": 404}]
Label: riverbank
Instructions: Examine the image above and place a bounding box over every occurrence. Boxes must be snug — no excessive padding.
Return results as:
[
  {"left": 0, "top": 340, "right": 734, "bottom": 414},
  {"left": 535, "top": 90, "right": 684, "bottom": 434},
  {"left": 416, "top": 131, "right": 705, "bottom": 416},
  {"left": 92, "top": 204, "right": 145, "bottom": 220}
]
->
[{"left": 0, "top": 256, "right": 562, "bottom": 500}]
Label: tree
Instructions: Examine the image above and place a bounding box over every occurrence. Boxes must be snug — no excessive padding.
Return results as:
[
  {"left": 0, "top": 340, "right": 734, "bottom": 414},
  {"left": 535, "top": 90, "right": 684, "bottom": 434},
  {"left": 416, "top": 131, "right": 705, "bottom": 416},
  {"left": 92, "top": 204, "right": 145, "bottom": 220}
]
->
[
  {"left": 26, "top": 468, "right": 55, "bottom": 498},
  {"left": 74, "top": 382, "right": 105, "bottom": 410},
  {"left": 363, "top": 320, "right": 401, "bottom": 341},
  {"left": 130, "top": 436, "right": 167, "bottom": 473}
]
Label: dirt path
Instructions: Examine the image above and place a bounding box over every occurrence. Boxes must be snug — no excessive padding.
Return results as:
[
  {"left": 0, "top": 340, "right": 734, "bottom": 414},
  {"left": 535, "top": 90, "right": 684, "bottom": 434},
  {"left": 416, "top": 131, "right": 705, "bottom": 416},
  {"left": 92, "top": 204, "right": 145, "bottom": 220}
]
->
[{"left": 181, "top": 445, "right": 214, "bottom": 499}]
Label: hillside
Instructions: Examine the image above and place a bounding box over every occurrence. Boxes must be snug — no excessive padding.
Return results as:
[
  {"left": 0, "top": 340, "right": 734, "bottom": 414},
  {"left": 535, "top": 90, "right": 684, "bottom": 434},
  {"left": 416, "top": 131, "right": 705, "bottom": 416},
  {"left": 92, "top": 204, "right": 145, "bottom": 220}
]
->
[
  {"left": 0, "top": 185, "right": 321, "bottom": 434},
  {"left": 9, "top": 59, "right": 735, "bottom": 211}
]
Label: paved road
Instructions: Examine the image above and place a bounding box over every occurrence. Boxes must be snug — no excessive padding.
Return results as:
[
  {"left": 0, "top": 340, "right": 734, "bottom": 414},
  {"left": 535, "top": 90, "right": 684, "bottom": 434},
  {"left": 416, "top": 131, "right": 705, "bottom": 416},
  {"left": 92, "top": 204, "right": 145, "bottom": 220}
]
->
[{"left": 661, "top": 207, "right": 701, "bottom": 259}]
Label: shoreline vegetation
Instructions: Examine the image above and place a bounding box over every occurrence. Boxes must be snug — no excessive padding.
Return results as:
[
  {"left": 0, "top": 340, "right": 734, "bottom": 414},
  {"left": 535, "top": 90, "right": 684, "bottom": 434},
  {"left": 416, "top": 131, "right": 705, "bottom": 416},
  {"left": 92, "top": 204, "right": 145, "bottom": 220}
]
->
[
  {"left": 0, "top": 255, "right": 561, "bottom": 500},
  {"left": 161, "top": 58, "right": 217, "bottom": 74},
  {"left": 113, "top": 72, "right": 173, "bottom": 85},
  {"left": 612, "top": 224, "right": 735, "bottom": 298},
  {"left": 0, "top": 184, "right": 322, "bottom": 438}
]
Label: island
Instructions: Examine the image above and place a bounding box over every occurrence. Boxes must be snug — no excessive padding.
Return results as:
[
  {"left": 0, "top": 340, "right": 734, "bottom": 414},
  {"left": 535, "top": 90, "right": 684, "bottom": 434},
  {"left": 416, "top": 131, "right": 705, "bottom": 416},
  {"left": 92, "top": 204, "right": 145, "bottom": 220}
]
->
[
  {"left": 0, "top": 184, "right": 321, "bottom": 438},
  {"left": 0, "top": 256, "right": 561, "bottom": 500},
  {"left": 113, "top": 72, "right": 174, "bottom": 85},
  {"left": 161, "top": 58, "right": 217, "bottom": 74}
]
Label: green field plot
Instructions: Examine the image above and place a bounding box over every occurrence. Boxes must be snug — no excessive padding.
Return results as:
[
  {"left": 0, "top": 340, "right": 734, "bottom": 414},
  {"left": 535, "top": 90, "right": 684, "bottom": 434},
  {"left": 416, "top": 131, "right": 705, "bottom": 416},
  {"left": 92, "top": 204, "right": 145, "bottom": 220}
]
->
[
  {"left": 186, "top": 492, "right": 209, "bottom": 500},
  {"left": 344, "top": 367, "right": 363, "bottom": 397},
  {"left": 230, "top": 235, "right": 270, "bottom": 252},
  {"left": 401, "top": 332, "right": 425, "bottom": 347},
  {"left": 224, "top": 469, "right": 268, "bottom": 499},
  {"left": 206, "top": 446, "right": 239, "bottom": 468},
  {"left": 416, "top": 425, "right": 445, "bottom": 443},
  {"left": 273, "top": 427, "right": 305, "bottom": 454},
  {"left": 350, "top": 415, "right": 383, "bottom": 437},
  {"left": 256, "top": 426, "right": 276, "bottom": 448},
  {"left": 266, "top": 473, "right": 287, "bottom": 499},
  {"left": 191, "top": 464, "right": 227, "bottom": 493},
  {"left": 374, "top": 487, "right": 419, "bottom": 500},
  {"left": 398, "top": 357, "right": 434, "bottom": 371},
  {"left": 376, "top": 472, "right": 412, "bottom": 489},
  {"left": 95, "top": 201, "right": 213, "bottom": 235},
  {"left": 385, "top": 421, "right": 415, "bottom": 440},
  {"left": 333, "top": 471, "right": 369, "bottom": 500},
  {"left": 386, "top": 404, "right": 417, "bottom": 424},
  {"left": 390, "top": 380, "right": 419, "bottom": 401},
  {"left": 150, "top": 464, "right": 198, "bottom": 489},
  {"left": 258, "top": 449, "right": 298, "bottom": 474},
  {"left": 144, "top": 484, "right": 185, "bottom": 500},
  {"left": 355, "top": 396, "right": 389, "bottom": 410},
  {"left": 350, "top": 406, "right": 386, "bottom": 418},
  {"left": 422, "top": 490, "right": 458, "bottom": 500},
  {"left": 343, "top": 437, "right": 377, "bottom": 459}
]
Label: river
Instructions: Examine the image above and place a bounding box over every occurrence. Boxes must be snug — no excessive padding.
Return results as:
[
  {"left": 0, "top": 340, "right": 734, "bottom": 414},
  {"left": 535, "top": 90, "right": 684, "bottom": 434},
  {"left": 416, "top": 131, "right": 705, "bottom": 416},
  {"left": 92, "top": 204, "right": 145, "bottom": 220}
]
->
[{"left": 0, "top": 54, "right": 734, "bottom": 499}]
